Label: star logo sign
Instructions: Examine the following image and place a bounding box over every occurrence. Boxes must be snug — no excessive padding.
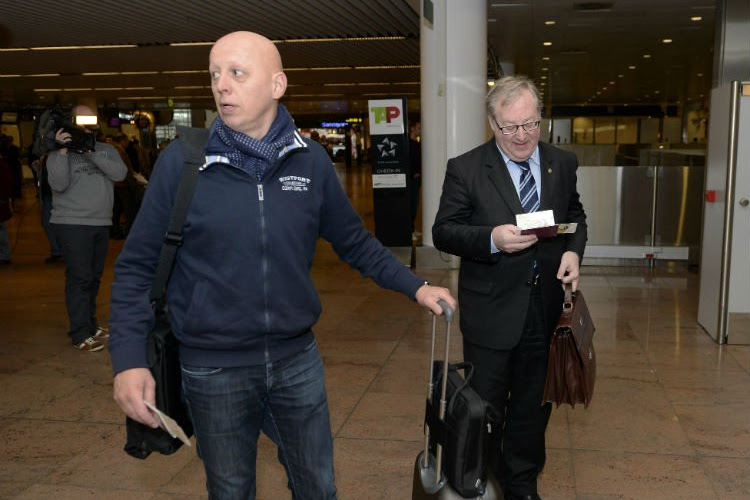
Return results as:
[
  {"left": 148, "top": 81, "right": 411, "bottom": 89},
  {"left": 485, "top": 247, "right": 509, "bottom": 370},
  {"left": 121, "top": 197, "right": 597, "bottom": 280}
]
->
[{"left": 377, "top": 137, "right": 398, "bottom": 158}]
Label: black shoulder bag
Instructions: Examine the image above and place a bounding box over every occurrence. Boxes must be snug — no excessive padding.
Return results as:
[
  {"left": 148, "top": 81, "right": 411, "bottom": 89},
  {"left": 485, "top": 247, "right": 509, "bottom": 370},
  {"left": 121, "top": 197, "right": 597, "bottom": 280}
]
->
[{"left": 124, "top": 126, "right": 209, "bottom": 459}]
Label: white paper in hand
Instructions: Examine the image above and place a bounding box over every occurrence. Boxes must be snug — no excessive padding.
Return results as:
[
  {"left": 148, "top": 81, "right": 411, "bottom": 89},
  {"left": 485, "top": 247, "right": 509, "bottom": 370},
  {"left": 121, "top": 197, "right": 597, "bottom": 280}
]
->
[
  {"left": 516, "top": 209, "right": 555, "bottom": 230},
  {"left": 143, "top": 400, "right": 192, "bottom": 447}
]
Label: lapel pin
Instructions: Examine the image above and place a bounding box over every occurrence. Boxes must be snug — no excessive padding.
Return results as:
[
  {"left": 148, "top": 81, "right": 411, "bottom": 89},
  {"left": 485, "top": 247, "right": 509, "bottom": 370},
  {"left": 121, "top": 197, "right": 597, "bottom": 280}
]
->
[{"left": 547, "top": 168, "right": 552, "bottom": 173}]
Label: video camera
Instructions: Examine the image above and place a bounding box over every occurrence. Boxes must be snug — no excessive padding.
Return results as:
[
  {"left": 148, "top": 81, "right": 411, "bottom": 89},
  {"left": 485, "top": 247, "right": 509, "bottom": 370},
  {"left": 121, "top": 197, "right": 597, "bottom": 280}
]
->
[{"left": 37, "top": 106, "right": 97, "bottom": 154}]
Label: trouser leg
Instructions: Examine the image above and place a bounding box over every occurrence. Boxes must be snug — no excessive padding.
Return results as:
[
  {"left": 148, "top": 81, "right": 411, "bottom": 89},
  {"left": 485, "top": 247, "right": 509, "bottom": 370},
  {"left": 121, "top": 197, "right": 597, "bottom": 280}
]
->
[
  {"left": 265, "top": 341, "right": 337, "bottom": 500},
  {"left": 182, "top": 364, "right": 264, "bottom": 500},
  {"left": 463, "top": 285, "right": 550, "bottom": 497},
  {"left": 53, "top": 224, "right": 102, "bottom": 344}
]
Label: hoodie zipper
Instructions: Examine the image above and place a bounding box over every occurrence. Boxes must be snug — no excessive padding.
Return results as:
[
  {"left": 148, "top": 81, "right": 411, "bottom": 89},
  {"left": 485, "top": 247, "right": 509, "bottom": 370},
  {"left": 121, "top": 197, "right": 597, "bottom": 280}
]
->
[
  {"left": 256, "top": 146, "right": 303, "bottom": 363},
  {"left": 257, "top": 182, "right": 272, "bottom": 340}
]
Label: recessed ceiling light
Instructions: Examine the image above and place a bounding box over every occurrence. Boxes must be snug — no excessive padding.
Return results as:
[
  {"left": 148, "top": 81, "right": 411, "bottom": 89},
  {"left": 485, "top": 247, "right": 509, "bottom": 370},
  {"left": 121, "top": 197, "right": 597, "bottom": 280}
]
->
[
  {"left": 618, "top": 74, "right": 624, "bottom": 78},
  {"left": 542, "top": 56, "right": 550, "bottom": 61},
  {"left": 697, "top": 73, "right": 703, "bottom": 77},
  {"left": 691, "top": 16, "right": 702, "bottom": 22},
  {"left": 628, "top": 65, "right": 636, "bottom": 70},
  {"left": 545, "top": 20, "right": 556, "bottom": 25},
  {"left": 643, "top": 54, "right": 651, "bottom": 59},
  {"left": 543, "top": 41, "right": 552, "bottom": 46},
  {"left": 662, "top": 39, "right": 673, "bottom": 44},
  {"left": 491, "top": 2, "right": 530, "bottom": 7},
  {"left": 609, "top": 81, "right": 615, "bottom": 85}
]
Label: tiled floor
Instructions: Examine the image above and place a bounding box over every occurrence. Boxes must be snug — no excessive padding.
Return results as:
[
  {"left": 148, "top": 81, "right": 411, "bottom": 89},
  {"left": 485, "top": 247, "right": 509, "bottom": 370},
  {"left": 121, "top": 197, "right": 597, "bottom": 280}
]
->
[{"left": 1, "top": 167, "right": 748, "bottom": 500}]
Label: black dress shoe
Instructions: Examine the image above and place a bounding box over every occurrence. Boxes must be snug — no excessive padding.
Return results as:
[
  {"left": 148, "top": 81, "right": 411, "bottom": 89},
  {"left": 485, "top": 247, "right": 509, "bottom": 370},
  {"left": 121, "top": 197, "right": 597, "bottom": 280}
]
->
[{"left": 507, "top": 494, "right": 542, "bottom": 500}]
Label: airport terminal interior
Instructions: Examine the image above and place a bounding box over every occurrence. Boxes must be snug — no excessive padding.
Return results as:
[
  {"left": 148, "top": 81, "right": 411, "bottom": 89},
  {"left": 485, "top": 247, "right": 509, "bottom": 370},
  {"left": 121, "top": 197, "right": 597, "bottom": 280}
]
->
[
  {"left": 1, "top": 0, "right": 750, "bottom": 499},
  {"left": 1, "top": 165, "right": 749, "bottom": 499}
]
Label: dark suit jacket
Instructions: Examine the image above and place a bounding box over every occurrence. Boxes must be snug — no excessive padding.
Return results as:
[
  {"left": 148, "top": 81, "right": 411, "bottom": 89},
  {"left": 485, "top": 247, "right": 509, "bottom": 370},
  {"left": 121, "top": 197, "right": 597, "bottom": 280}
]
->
[{"left": 433, "top": 139, "right": 587, "bottom": 350}]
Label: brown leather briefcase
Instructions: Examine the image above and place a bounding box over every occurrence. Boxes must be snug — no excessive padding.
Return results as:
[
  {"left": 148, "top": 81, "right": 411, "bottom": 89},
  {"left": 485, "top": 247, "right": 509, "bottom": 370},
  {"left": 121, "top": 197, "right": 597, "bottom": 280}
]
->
[{"left": 542, "top": 284, "right": 596, "bottom": 408}]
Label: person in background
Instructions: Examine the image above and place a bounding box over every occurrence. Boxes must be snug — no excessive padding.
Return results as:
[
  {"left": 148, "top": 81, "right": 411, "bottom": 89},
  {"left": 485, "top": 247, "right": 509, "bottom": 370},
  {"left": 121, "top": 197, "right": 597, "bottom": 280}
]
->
[
  {"left": 107, "top": 134, "right": 146, "bottom": 239},
  {"left": 432, "top": 75, "right": 587, "bottom": 500},
  {"left": 0, "top": 153, "right": 14, "bottom": 264},
  {"left": 47, "top": 104, "right": 128, "bottom": 352},
  {"left": 109, "top": 30, "right": 456, "bottom": 500},
  {"left": 31, "top": 154, "right": 62, "bottom": 263},
  {"left": 124, "top": 136, "right": 141, "bottom": 174},
  {"left": 408, "top": 121, "right": 422, "bottom": 234},
  {"left": 343, "top": 125, "right": 353, "bottom": 168},
  {"left": 1, "top": 135, "right": 22, "bottom": 199},
  {"left": 350, "top": 126, "right": 360, "bottom": 167}
]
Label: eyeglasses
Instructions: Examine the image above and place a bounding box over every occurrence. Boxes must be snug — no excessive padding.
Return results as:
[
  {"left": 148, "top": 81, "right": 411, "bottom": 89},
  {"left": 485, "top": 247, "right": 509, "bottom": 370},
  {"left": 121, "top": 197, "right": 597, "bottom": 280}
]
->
[{"left": 493, "top": 118, "right": 541, "bottom": 135}]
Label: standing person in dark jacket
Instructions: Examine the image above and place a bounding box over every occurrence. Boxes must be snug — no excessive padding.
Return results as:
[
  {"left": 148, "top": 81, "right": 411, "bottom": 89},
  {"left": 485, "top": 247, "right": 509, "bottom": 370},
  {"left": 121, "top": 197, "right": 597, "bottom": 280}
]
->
[
  {"left": 408, "top": 121, "right": 422, "bottom": 232},
  {"left": 109, "top": 31, "right": 455, "bottom": 500},
  {"left": 31, "top": 154, "right": 62, "bottom": 263},
  {"left": 432, "top": 76, "right": 587, "bottom": 500},
  {"left": 0, "top": 155, "right": 13, "bottom": 264}
]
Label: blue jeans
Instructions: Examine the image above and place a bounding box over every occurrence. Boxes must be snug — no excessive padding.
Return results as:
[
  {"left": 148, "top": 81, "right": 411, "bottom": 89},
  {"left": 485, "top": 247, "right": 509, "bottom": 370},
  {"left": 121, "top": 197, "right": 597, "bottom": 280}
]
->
[{"left": 181, "top": 340, "right": 337, "bottom": 500}]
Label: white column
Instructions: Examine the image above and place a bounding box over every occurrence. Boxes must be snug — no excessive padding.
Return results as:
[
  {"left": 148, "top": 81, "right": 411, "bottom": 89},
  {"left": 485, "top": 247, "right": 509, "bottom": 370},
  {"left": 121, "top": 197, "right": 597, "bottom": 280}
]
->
[{"left": 420, "top": 0, "right": 487, "bottom": 251}]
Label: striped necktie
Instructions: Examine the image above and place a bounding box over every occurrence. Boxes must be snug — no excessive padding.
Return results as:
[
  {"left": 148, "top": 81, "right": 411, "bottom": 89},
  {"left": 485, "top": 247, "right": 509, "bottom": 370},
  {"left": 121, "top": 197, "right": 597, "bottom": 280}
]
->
[
  {"left": 517, "top": 160, "right": 541, "bottom": 282},
  {"left": 517, "top": 160, "right": 539, "bottom": 213}
]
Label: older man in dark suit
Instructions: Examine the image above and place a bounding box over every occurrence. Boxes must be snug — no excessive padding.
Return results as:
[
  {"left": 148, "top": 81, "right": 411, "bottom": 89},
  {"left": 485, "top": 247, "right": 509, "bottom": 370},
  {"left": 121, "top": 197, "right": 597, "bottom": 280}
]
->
[{"left": 432, "top": 75, "right": 587, "bottom": 500}]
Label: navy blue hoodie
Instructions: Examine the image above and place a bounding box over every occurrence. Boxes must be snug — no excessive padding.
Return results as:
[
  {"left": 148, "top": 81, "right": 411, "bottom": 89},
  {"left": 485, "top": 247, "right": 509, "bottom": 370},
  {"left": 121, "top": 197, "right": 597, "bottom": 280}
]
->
[{"left": 108, "top": 122, "right": 424, "bottom": 374}]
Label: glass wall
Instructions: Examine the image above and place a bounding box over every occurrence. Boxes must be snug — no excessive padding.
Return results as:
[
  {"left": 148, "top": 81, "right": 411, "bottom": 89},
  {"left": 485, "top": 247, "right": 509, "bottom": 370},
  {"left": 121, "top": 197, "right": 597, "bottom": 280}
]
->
[{"left": 547, "top": 114, "right": 706, "bottom": 167}]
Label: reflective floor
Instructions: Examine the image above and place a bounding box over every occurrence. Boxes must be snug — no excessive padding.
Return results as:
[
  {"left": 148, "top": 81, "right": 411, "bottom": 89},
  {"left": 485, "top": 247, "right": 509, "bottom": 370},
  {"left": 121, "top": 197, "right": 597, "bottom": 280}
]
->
[{"left": 1, "top": 166, "right": 748, "bottom": 500}]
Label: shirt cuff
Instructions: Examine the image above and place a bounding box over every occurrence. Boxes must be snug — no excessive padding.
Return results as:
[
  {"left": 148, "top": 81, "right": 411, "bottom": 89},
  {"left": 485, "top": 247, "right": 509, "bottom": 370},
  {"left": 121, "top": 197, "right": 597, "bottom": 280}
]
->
[{"left": 490, "top": 233, "right": 501, "bottom": 254}]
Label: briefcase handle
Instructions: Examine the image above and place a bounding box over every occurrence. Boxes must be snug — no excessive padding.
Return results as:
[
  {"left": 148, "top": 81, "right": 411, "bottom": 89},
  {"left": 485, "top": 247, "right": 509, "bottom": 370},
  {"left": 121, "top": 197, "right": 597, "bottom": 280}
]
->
[{"left": 562, "top": 284, "right": 574, "bottom": 315}]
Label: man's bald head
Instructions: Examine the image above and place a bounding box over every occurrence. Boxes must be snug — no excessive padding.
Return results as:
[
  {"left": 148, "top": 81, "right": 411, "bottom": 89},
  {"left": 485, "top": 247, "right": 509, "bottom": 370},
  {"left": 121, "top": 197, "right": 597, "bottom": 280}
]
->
[
  {"left": 211, "top": 31, "right": 283, "bottom": 75},
  {"left": 209, "top": 31, "right": 287, "bottom": 138}
]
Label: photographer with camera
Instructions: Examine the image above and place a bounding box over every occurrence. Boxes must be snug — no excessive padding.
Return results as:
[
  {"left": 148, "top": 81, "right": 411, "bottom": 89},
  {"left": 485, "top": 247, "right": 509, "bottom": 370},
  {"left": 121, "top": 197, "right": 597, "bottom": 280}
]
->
[{"left": 47, "top": 104, "right": 127, "bottom": 352}]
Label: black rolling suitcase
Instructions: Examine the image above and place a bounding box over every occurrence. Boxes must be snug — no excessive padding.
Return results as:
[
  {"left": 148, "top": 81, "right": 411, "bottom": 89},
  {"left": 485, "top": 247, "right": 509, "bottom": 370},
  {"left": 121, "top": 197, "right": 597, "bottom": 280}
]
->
[{"left": 412, "top": 300, "right": 502, "bottom": 499}]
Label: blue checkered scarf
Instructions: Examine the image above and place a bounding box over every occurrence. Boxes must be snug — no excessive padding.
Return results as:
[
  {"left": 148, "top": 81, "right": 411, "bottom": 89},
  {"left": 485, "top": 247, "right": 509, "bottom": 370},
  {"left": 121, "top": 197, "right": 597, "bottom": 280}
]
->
[{"left": 212, "top": 104, "right": 297, "bottom": 181}]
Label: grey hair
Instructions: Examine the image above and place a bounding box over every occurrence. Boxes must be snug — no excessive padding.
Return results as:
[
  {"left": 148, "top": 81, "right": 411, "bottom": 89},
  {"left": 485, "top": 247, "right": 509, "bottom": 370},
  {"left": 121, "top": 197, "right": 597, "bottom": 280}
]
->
[{"left": 486, "top": 75, "right": 542, "bottom": 117}]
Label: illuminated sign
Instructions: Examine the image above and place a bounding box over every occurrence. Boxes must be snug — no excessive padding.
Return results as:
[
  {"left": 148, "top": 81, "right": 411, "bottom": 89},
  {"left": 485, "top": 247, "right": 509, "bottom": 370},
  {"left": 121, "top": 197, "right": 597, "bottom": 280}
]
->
[{"left": 368, "top": 99, "right": 405, "bottom": 135}]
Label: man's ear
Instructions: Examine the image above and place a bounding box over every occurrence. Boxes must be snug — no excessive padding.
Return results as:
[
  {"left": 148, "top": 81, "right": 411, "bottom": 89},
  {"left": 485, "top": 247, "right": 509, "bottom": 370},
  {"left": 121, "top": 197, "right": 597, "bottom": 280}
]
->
[{"left": 272, "top": 72, "right": 287, "bottom": 99}]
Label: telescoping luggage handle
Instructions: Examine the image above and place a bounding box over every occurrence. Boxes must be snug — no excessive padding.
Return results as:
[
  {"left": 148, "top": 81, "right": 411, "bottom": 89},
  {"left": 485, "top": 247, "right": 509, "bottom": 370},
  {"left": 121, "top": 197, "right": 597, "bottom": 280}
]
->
[{"left": 422, "top": 299, "right": 454, "bottom": 485}]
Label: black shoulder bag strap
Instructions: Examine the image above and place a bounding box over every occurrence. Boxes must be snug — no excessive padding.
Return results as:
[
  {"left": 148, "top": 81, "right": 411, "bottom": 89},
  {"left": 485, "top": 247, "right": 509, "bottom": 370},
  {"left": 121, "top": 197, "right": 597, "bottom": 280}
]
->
[
  {"left": 124, "top": 126, "right": 211, "bottom": 460},
  {"left": 149, "top": 126, "right": 210, "bottom": 303}
]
